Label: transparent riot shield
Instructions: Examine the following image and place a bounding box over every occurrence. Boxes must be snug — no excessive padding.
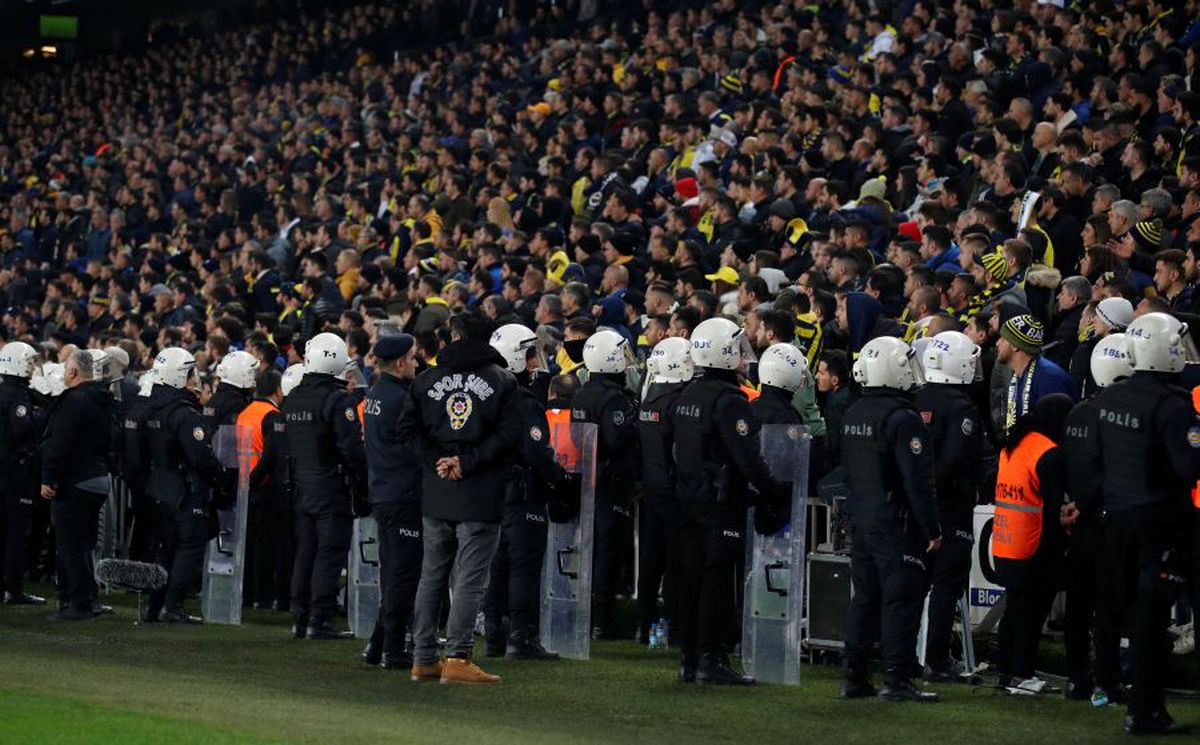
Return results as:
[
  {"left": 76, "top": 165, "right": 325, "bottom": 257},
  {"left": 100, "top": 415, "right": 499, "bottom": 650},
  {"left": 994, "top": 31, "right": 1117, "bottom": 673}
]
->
[
  {"left": 347, "top": 516, "right": 380, "bottom": 639},
  {"left": 742, "top": 424, "right": 810, "bottom": 685},
  {"left": 201, "top": 424, "right": 253, "bottom": 625},
  {"left": 540, "top": 420, "right": 598, "bottom": 661}
]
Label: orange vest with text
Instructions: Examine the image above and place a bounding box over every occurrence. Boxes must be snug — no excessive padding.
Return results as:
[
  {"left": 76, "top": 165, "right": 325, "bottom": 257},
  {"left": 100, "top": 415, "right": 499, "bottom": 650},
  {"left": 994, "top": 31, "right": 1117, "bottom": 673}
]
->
[
  {"left": 235, "top": 399, "right": 278, "bottom": 478},
  {"left": 992, "top": 431, "right": 1056, "bottom": 560},
  {"left": 546, "top": 407, "right": 578, "bottom": 471}
]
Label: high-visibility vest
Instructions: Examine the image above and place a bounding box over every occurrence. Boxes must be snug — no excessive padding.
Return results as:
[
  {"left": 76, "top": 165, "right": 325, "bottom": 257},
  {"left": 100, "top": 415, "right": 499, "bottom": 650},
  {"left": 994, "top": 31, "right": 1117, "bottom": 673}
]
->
[
  {"left": 1192, "top": 387, "right": 1200, "bottom": 509},
  {"left": 546, "top": 407, "right": 578, "bottom": 471},
  {"left": 234, "top": 399, "right": 277, "bottom": 478},
  {"left": 992, "top": 431, "right": 1056, "bottom": 560}
]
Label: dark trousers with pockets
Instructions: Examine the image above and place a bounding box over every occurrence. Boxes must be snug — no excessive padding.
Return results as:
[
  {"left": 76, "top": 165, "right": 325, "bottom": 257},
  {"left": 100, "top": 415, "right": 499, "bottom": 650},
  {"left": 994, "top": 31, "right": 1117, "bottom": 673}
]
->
[
  {"left": 845, "top": 525, "right": 926, "bottom": 679},
  {"left": 637, "top": 490, "right": 681, "bottom": 637},
  {"left": 592, "top": 500, "right": 630, "bottom": 632},
  {"left": 996, "top": 549, "right": 1058, "bottom": 680},
  {"left": 291, "top": 510, "right": 352, "bottom": 625},
  {"left": 485, "top": 501, "right": 549, "bottom": 636},
  {"left": 149, "top": 495, "right": 209, "bottom": 612},
  {"left": 1064, "top": 518, "right": 1120, "bottom": 690},
  {"left": 676, "top": 507, "right": 744, "bottom": 661},
  {"left": 923, "top": 530, "right": 972, "bottom": 670},
  {"left": 246, "top": 499, "right": 293, "bottom": 608},
  {"left": 0, "top": 488, "right": 34, "bottom": 595},
  {"left": 52, "top": 487, "right": 106, "bottom": 612},
  {"left": 370, "top": 501, "right": 424, "bottom": 655}
]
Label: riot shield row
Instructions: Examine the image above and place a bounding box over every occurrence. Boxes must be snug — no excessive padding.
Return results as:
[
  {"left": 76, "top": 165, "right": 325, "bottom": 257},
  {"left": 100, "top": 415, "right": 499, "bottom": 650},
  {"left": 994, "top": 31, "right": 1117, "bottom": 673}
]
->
[{"left": 201, "top": 424, "right": 254, "bottom": 625}]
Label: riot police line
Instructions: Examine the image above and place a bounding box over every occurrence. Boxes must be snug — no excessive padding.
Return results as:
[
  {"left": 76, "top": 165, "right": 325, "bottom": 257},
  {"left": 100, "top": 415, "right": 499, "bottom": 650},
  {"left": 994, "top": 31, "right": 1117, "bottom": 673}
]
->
[{"left": 0, "top": 311, "right": 1197, "bottom": 735}]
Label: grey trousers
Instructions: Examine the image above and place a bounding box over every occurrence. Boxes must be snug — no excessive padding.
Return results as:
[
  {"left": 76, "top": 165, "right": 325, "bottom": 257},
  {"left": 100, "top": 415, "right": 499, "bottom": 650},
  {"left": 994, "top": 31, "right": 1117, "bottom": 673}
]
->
[{"left": 412, "top": 518, "right": 502, "bottom": 665}]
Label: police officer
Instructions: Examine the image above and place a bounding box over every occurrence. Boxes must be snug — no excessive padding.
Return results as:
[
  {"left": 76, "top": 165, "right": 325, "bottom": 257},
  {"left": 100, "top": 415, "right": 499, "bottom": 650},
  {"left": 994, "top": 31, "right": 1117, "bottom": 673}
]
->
[
  {"left": 915, "top": 331, "right": 984, "bottom": 682},
  {"left": 839, "top": 336, "right": 941, "bottom": 702},
  {"left": 238, "top": 370, "right": 287, "bottom": 611},
  {"left": 283, "top": 333, "right": 367, "bottom": 639},
  {"left": 1059, "top": 335, "right": 1131, "bottom": 704},
  {"left": 1091, "top": 313, "right": 1198, "bottom": 735},
  {"left": 42, "top": 349, "right": 115, "bottom": 620},
  {"left": 205, "top": 351, "right": 257, "bottom": 509},
  {"left": 122, "top": 371, "right": 160, "bottom": 562},
  {"left": 361, "top": 334, "right": 423, "bottom": 670},
  {"left": 751, "top": 343, "right": 807, "bottom": 425},
  {"left": 571, "top": 328, "right": 639, "bottom": 639},
  {"left": 670, "top": 318, "right": 786, "bottom": 685},
  {"left": 483, "top": 323, "right": 566, "bottom": 659},
  {"left": 0, "top": 342, "right": 47, "bottom": 605},
  {"left": 635, "top": 337, "right": 692, "bottom": 642},
  {"left": 141, "top": 348, "right": 223, "bottom": 623}
]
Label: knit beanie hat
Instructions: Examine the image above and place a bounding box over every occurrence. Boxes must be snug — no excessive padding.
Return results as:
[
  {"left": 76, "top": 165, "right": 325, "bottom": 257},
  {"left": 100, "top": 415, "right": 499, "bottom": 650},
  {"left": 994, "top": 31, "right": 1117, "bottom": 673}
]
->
[
  {"left": 1130, "top": 219, "right": 1162, "bottom": 252},
  {"left": 1000, "top": 314, "right": 1044, "bottom": 355},
  {"left": 980, "top": 251, "right": 1009, "bottom": 282}
]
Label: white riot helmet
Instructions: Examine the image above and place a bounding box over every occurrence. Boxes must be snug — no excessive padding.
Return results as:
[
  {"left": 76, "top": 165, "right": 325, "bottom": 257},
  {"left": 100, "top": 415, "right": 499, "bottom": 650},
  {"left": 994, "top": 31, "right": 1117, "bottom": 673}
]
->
[
  {"left": 649, "top": 337, "right": 695, "bottom": 384},
  {"left": 85, "top": 349, "right": 112, "bottom": 382},
  {"left": 281, "top": 364, "right": 305, "bottom": 397},
  {"left": 103, "top": 346, "right": 130, "bottom": 381},
  {"left": 32, "top": 362, "right": 65, "bottom": 397},
  {"left": 1091, "top": 333, "right": 1134, "bottom": 388},
  {"left": 490, "top": 323, "right": 543, "bottom": 374},
  {"left": 153, "top": 347, "right": 198, "bottom": 389},
  {"left": 304, "top": 332, "right": 350, "bottom": 376},
  {"left": 583, "top": 329, "right": 634, "bottom": 374},
  {"left": 922, "top": 331, "right": 981, "bottom": 385},
  {"left": 758, "top": 343, "right": 806, "bottom": 392},
  {"left": 216, "top": 350, "right": 259, "bottom": 390},
  {"left": 690, "top": 317, "right": 754, "bottom": 371},
  {"left": 1126, "top": 312, "right": 1188, "bottom": 373},
  {"left": 852, "top": 336, "right": 920, "bottom": 391},
  {"left": 0, "top": 341, "right": 39, "bottom": 379},
  {"left": 137, "top": 370, "right": 158, "bottom": 397}
]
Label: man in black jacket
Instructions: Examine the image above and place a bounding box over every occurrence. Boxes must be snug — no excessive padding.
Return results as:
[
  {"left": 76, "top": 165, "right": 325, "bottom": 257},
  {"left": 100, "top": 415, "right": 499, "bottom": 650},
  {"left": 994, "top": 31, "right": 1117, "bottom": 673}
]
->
[
  {"left": 0, "top": 342, "right": 48, "bottom": 605},
  {"left": 360, "top": 333, "right": 423, "bottom": 670},
  {"left": 142, "top": 348, "right": 223, "bottom": 624},
  {"left": 41, "top": 349, "right": 115, "bottom": 620},
  {"left": 399, "top": 310, "right": 520, "bottom": 685},
  {"left": 571, "top": 328, "right": 640, "bottom": 639},
  {"left": 283, "top": 332, "right": 367, "bottom": 639}
]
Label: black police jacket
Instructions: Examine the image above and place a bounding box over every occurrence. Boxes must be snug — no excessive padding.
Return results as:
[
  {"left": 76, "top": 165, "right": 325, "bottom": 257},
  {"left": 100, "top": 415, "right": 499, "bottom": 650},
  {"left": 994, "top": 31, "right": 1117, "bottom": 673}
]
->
[
  {"left": 507, "top": 383, "right": 566, "bottom": 505},
  {"left": 751, "top": 385, "right": 803, "bottom": 424},
  {"left": 41, "top": 380, "right": 113, "bottom": 492},
  {"left": 203, "top": 382, "right": 252, "bottom": 431},
  {"left": 571, "top": 372, "right": 640, "bottom": 506},
  {"left": 364, "top": 373, "right": 422, "bottom": 506},
  {"left": 840, "top": 388, "right": 940, "bottom": 542},
  {"left": 1093, "top": 371, "right": 1200, "bottom": 511},
  {"left": 283, "top": 373, "right": 367, "bottom": 515},
  {"left": 638, "top": 381, "right": 686, "bottom": 496},
  {"left": 1061, "top": 398, "right": 1102, "bottom": 517},
  {"left": 142, "top": 385, "right": 222, "bottom": 509},
  {"left": 669, "top": 370, "right": 785, "bottom": 526},
  {"left": 0, "top": 375, "right": 46, "bottom": 491},
  {"left": 914, "top": 383, "right": 982, "bottom": 532},
  {"left": 398, "top": 339, "right": 521, "bottom": 523},
  {"left": 122, "top": 396, "right": 151, "bottom": 486}
]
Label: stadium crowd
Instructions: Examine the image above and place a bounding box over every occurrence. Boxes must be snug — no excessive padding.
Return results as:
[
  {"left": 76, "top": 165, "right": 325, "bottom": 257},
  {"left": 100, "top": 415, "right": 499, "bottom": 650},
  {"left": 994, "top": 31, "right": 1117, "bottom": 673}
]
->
[{"left": 3, "top": 0, "right": 1200, "bottom": 734}]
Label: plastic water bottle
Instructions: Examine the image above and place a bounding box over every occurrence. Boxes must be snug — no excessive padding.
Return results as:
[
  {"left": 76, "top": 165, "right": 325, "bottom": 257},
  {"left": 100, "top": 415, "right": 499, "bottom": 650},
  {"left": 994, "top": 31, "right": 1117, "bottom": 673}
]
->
[
  {"left": 648, "top": 622, "right": 659, "bottom": 649},
  {"left": 657, "top": 617, "right": 669, "bottom": 648}
]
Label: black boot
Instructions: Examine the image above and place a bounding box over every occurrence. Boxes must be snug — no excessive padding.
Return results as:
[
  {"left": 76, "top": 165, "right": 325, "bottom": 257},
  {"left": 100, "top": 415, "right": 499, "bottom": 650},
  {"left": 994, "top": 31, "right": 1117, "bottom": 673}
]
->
[
  {"left": 161, "top": 606, "right": 203, "bottom": 624},
  {"left": 878, "top": 672, "right": 938, "bottom": 703},
  {"left": 291, "top": 614, "right": 309, "bottom": 639},
  {"left": 306, "top": 620, "right": 351, "bottom": 640},
  {"left": 678, "top": 654, "right": 698, "bottom": 684},
  {"left": 839, "top": 676, "right": 877, "bottom": 699},
  {"left": 697, "top": 652, "right": 755, "bottom": 686},
  {"left": 1123, "top": 711, "right": 1189, "bottom": 736},
  {"left": 380, "top": 652, "right": 413, "bottom": 670},
  {"left": 4, "top": 591, "right": 46, "bottom": 605},
  {"left": 506, "top": 628, "right": 560, "bottom": 660},
  {"left": 361, "top": 640, "right": 382, "bottom": 665}
]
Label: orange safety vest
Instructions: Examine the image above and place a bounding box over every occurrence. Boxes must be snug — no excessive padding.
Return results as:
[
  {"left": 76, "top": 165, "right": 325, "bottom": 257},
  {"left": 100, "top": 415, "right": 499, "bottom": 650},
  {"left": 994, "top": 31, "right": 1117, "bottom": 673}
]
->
[
  {"left": 1192, "top": 387, "right": 1200, "bottom": 509},
  {"left": 992, "top": 431, "right": 1056, "bottom": 561},
  {"left": 357, "top": 398, "right": 366, "bottom": 437},
  {"left": 235, "top": 399, "right": 278, "bottom": 478},
  {"left": 546, "top": 407, "right": 578, "bottom": 471}
]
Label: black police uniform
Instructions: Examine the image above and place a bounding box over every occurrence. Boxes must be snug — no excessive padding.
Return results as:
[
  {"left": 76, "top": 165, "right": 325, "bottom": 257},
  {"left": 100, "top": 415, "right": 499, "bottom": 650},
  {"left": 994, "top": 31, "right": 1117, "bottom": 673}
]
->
[
  {"left": 244, "top": 399, "right": 292, "bottom": 611},
  {"left": 840, "top": 387, "right": 941, "bottom": 700},
  {"left": 0, "top": 374, "right": 47, "bottom": 602},
  {"left": 1060, "top": 397, "right": 1121, "bottom": 698},
  {"left": 122, "top": 392, "right": 159, "bottom": 562},
  {"left": 42, "top": 379, "right": 114, "bottom": 618},
  {"left": 142, "top": 384, "right": 223, "bottom": 621},
  {"left": 914, "top": 382, "right": 982, "bottom": 678},
  {"left": 671, "top": 369, "right": 786, "bottom": 684},
  {"left": 484, "top": 378, "right": 567, "bottom": 658},
  {"left": 204, "top": 382, "right": 252, "bottom": 508},
  {"left": 636, "top": 380, "right": 688, "bottom": 641},
  {"left": 750, "top": 384, "right": 802, "bottom": 425},
  {"left": 1091, "top": 371, "right": 1199, "bottom": 729},
  {"left": 362, "top": 372, "right": 423, "bottom": 667},
  {"left": 283, "top": 372, "right": 366, "bottom": 637},
  {"left": 571, "top": 372, "right": 639, "bottom": 637}
]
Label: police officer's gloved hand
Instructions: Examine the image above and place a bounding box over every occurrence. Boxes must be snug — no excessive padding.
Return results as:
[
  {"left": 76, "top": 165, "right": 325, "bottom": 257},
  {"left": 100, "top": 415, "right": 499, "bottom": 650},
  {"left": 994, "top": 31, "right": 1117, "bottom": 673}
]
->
[
  {"left": 546, "top": 472, "right": 582, "bottom": 523},
  {"left": 753, "top": 482, "right": 791, "bottom": 536}
]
